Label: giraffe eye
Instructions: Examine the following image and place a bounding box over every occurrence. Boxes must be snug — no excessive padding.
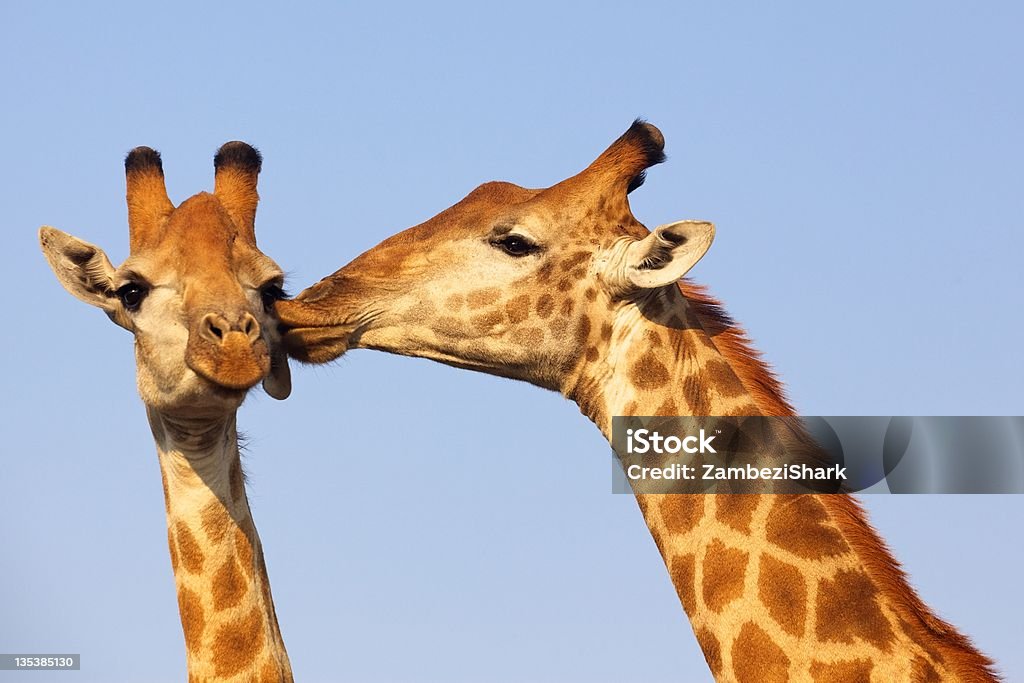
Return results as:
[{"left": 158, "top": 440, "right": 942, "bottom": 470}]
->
[
  {"left": 260, "top": 282, "right": 288, "bottom": 312},
  {"left": 116, "top": 283, "right": 148, "bottom": 312},
  {"left": 492, "top": 234, "right": 539, "bottom": 257}
]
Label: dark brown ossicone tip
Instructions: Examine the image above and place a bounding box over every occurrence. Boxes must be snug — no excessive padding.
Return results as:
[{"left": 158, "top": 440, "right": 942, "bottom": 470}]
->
[
  {"left": 214, "top": 141, "right": 262, "bottom": 175},
  {"left": 626, "top": 119, "right": 666, "bottom": 167},
  {"left": 624, "top": 119, "right": 666, "bottom": 194},
  {"left": 124, "top": 146, "right": 164, "bottom": 175}
]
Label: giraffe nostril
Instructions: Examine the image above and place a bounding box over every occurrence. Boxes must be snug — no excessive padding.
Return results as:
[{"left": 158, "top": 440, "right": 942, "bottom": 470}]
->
[
  {"left": 241, "top": 313, "right": 261, "bottom": 342},
  {"left": 200, "top": 314, "right": 227, "bottom": 342}
]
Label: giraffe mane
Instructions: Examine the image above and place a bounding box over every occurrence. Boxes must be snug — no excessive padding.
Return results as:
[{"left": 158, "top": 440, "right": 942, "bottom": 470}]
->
[
  {"left": 680, "top": 279, "right": 1001, "bottom": 681},
  {"left": 679, "top": 280, "right": 796, "bottom": 417}
]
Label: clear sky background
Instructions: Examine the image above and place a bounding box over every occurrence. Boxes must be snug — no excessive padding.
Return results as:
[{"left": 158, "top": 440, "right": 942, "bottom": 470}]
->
[{"left": 2, "top": 2, "right": 1022, "bottom": 681}]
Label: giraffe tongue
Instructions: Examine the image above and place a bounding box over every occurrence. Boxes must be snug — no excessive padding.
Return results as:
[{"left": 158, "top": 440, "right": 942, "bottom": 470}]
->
[{"left": 263, "top": 348, "right": 292, "bottom": 400}]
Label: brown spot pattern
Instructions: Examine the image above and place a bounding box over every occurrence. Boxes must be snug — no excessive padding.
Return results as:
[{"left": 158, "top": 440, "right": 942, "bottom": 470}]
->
[
  {"left": 177, "top": 586, "right": 205, "bottom": 652},
  {"left": 682, "top": 373, "right": 712, "bottom": 415},
  {"left": 575, "top": 316, "right": 591, "bottom": 345},
  {"left": 444, "top": 293, "right": 464, "bottom": 310},
  {"left": 758, "top": 555, "right": 806, "bottom": 637},
  {"left": 470, "top": 310, "right": 504, "bottom": 333},
  {"left": 585, "top": 346, "right": 599, "bottom": 362},
  {"left": 561, "top": 251, "right": 589, "bottom": 271},
  {"left": 702, "top": 539, "right": 747, "bottom": 613},
  {"left": 715, "top": 496, "right": 758, "bottom": 533},
  {"left": 201, "top": 501, "right": 229, "bottom": 544},
  {"left": 432, "top": 316, "right": 468, "bottom": 338},
  {"left": 167, "top": 527, "right": 179, "bottom": 571},
  {"left": 212, "top": 559, "right": 247, "bottom": 611},
  {"left": 654, "top": 398, "right": 677, "bottom": 415},
  {"left": 467, "top": 287, "right": 500, "bottom": 309},
  {"left": 815, "top": 568, "right": 894, "bottom": 650},
  {"left": 765, "top": 496, "right": 850, "bottom": 560},
  {"left": 234, "top": 525, "right": 255, "bottom": 579},
  {"left": 660, "top": 496, "right": 703, "bottom": 534},
  {"left": 694, "top": 627, "right": 722, "bottom": 676},
  {"left": 630, "top": 351, "right": 670, "bottom": 390},
  {"left": 536, "top": 294, "right": 554, "bottom": 318},
  {"left": 211, "top": 605, "right": 266, "bottom": 677},
  {"left": 669, "top": 553, "right": 696, "bottom": 613},
  {"left": 810, "top": 659, "right": 874, "bottom": 682},
  {"left": 175, "top": 521, "right": 204, "bottom": 574},
  {"left": 702, "top": 359, "right": 745, "bottom": 397},
  {"left": 644, "top": 329, "right": 664, "bottom": 348},
  {"left": 732, "top": 622, "right": 790, "bottom": 683},
  {"left": 505, "top": 294, "right": 531, "bottom": 323}
]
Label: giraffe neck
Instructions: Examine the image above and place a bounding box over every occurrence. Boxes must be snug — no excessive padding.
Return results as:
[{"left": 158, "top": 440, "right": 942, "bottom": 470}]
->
[
  {"left": 562, "top": 285, "right": 994, "bottom": 682},
  {"left": 148, "top": 408, "right": 293, "bottom": 683}
]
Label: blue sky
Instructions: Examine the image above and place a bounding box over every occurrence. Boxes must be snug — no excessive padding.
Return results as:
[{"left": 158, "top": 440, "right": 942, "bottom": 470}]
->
[{"left": 2, "top": 2, "right": 1021, "bottom": 681}]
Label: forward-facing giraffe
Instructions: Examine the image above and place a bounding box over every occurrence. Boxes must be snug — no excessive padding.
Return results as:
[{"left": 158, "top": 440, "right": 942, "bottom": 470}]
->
[
  {"left": 41, "top": 144, "right": 294, "bottom": 682},
  {"left": 277, "top": 121, "right": 998, "bottom": 681}
]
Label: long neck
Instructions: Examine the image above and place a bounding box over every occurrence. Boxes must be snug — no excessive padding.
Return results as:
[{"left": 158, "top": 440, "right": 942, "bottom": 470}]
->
[
  {"left": 148, "top": 409, "right": 292, "bottom": 683},
  {"left": 563, "top": 285, "right": 995, "bottom": 682}
]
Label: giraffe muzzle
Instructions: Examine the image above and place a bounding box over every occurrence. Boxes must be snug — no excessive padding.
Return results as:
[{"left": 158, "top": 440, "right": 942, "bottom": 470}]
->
[{"left": 186, "top": 312, "right": 271, "bottom": 390}]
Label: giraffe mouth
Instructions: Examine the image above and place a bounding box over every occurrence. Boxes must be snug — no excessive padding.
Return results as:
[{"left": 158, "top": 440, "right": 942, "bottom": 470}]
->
[{"left": 280, "top": 325, "right": 355, "bottom": 364}]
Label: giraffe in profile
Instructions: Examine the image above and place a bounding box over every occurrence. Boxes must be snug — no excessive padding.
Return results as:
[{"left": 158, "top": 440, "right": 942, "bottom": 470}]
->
[
  {"left": 41, "top": 143, "right": 294, "bottom": 682},
  {"left": 278, "top": 121, "right": 998, "bottom": 681}
]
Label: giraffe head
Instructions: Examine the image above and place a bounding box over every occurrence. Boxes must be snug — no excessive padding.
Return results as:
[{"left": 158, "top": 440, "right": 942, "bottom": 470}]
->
[
  {"left": 41, "top": 143, "right": 292, "bottom": 414},
  {"left": 279, "top": 120, "right": 713, "bottom": 390}
]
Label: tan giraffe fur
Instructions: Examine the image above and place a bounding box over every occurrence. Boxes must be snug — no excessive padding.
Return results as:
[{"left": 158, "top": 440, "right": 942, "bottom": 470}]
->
[
  {"left": 40, "top": 144, "right": 293, "bottom": 682},
  {"left": 277, "top": 121, "right": 998, "bottom": 682}
]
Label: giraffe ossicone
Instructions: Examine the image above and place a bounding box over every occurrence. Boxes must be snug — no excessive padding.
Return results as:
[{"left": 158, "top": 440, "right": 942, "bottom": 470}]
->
[
  {"left": 278, "top": 120, "right": 998, "bottom": 682},
  {"left": 41, "top": 143, "right": 294, "bottom": 682}
]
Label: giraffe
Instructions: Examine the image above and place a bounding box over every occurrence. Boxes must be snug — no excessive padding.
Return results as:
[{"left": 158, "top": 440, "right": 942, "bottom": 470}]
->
[
  {"left": 276, "top": 121, "right": 998, "bottom": 682},
  {"left": 40, "top": 143, "right": 294, "bottom": 682}
]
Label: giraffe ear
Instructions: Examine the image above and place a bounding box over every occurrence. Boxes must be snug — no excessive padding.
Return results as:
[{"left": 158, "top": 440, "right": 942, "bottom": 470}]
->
[
  {"left": 622, "top": 220, "right": 715, "bottom": 291},
  {"left": 39, "top": 226, "right": 132, "bottom": 330}
]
